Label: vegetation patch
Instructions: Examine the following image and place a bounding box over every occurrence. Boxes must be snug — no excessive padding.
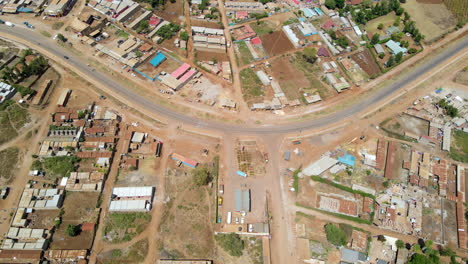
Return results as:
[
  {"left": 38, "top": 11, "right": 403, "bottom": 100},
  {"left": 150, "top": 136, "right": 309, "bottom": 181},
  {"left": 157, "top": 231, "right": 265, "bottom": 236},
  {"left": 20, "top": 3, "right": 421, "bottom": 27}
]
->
[
  {"left": 0, "top": 147, "right": 19, "bottom": 182},
  {"left": 100, "top": 239, "right": 149, "bottom": 264},
  {"left": 215, "top": 233, "right": 245, "bottom": 257},
  {"left": 236, "top": 41, "right": 254, "bottom": 66},
  {"left": 103, "top": 213, "right": 151, "bottom": 243},
  {"left": 31, "top": 156, "right": 80, "bottom": 179},
  {"left": 450, "top": 130, "right": 468, "bottom": 163},
  {"left": 296, "top": 202, "right": 372, "bottom": 225},
  {"left": 310, "top": 175, "right": 375, "bottom": 199},
  {"left": 324, "top": 223, "right": 348, "bottom": 246},
  {"left": 245, "top": 237, "right": 263, "bottom": 264},
  {"left": 240, "top": 68, "right": 264, "bottom": 103},
  {"left": 52, "top": 22, "right": 65, "bottom": 30},
  {"left": 0, "top": 101, "right": 30, "bottom": 144},
  {"left": 250, "top": 21, "right": 275, "bottom": 35}
]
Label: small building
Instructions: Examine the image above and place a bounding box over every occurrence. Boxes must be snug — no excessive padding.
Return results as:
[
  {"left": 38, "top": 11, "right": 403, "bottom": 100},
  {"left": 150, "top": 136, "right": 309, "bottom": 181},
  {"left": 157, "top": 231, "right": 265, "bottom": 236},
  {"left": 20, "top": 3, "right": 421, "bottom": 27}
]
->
[
  {"left": 297, "top": 22, "right": 318, "bottom": 36},
  {"left": 302, "top": 156, "right": 338, "bottom": 176},
  {"left": 386, "top": 26, "right": 400, "bottom": 35},
  {"left": 234, "top": 189, "right": 250, "bottom": 212},
  {"left": 171, "top": 153, "right": 198, "bottom": 168},
  {"left": 57, "top": 89, "right": 71, "bottom": 107},
  {"left": 256, "top": 71, "right": 270, "bottom": 85},
  {"left": 374, "top": 44, "right": 385, "bottom": 54}
]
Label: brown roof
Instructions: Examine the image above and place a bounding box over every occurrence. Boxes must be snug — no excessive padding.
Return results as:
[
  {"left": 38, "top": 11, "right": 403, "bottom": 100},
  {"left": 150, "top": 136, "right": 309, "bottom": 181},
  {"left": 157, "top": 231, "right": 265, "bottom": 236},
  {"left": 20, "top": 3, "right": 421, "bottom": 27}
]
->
[
  {"left": 339, "top": 199, "right": 358, "bottom": 216},
  {"left": 362, "top": 197, "right": 373, "bottom": 213},
  {"left": 346, "top": 0, "right": 363, "bottom": 5},
  {"left": 0, "top": 250, "right": 42, "bottom": 260},
  {"left": 350, "top": 230, "right": 368, "bottom": 252},
  {"left": 85, "top": 127, "right": 106, "bottom": 134},
  {"left": 84, "top": 136, "right": 116, "bottom": 143},
  {"left": 74, "top": 120, "right": 86, "bottom": 127},
  {"left": 384, "top": 141, "right": 397, "bottom": 179},
  {"left": 375, "top": 139, "right": 387, "bottom": 170},
  {"left": 81, "top": 222, "right": 95, "bottom": 231},
  {"left": 76, "top": 151, "right": 112, "bottom": 158},
  {"left": 25, "top": 55, "right": 37, "bottom": 65},
  {"left": 138, "top": 43, "right": 153, "bottom": 52}
]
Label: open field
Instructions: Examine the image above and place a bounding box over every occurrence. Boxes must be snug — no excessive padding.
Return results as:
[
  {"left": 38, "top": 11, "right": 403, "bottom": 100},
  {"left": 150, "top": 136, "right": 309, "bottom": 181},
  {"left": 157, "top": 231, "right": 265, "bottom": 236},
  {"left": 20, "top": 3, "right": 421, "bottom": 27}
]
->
[
  {"left": 450, "top": 130, "right": 468, "bottom": 163},
  {"left": 196, "top": 50, "right": 229, "bottom": 63},
  {"left": 250, "top": 21, "right": 276, "bottom": 36},
  {"left": 454, "top": 68, "right": 468, "bottom": 85},
  {"left": 97, "top": 239, "right": 149, "bottom": 264},
  {"left": 0, "top": 147, "right": 19, "bottom": 183},
  {"left": 50, "top": 192, "right": 100, "bottom": 250},
  {"left": 270, "top": 56, "right": 310, "bottom": 100},
  {"left": 235, "top": 41, "right": 254, "bottom": 66},
  {"left": 116, "top": 157, "right": 160, "bottom": 186},
  {"left": 0, "top": 102, "right": 31, "bottom": 144},
  {"left": 291, "top": 53, "right": 333, "bottom": 99},
  {"left": 364, "top": 13, "right": 397, "bottom": 35},
  {"left": 240, "top": 68, "right": 264, "bottom": 104},
  {"left": 261, "top": 31, "right": 294, "bottom": 56},
  {"left": 403, "top": 0, "right": 457, "bottom": 42},
  {"left": 443, "top": 0, "right": 468, "bottom": 23},
  {"left": 380, "top": 114, "right": 429, "bottom": 138},
  {"left": 159, "top": 168, "right": 215, "bottom": 259},
  {"left": 103, "top": 213, "right": 152, "bottom": 244}
]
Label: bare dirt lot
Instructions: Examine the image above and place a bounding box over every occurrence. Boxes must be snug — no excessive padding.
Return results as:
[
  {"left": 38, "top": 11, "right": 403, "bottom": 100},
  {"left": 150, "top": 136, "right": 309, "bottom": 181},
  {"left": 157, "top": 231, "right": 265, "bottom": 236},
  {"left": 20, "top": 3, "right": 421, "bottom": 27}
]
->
[
  {"left": 97, "top": 238, "right": 149, "bottom": 264},
  {"left": 116, "top": 157, "right": 161, "bottom": 186},
  {"left": 191, "top": 19, "right": 223, "bottom": 29},
  {"left": 351, "top": 49, "right": 381, "bottom": 77},
  {"left": 381, "top": 114, "right": 430, "bottom": 138},
  {"left": 50, "top": 192, "right": 100, "bottom": 250},
  {"left": 270, "top": 56, "right": 310, "bottom": 100},
  {"left": 196, "top": 50, "right": 230, "bottom": 62},
  {"left": 261, "top": 31, "right": 294, "bottom": 56}
]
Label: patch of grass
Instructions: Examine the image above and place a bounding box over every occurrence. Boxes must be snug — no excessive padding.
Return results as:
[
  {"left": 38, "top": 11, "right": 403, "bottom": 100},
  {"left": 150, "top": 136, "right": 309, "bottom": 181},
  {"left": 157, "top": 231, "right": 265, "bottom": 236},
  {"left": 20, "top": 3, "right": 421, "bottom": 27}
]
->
[
  {"left": 40, "top": 31, "right": 52, "bottom": 38},
  {"left": 33, "top": 156, "right": 80, "bottom": 179},
  {"left": 115, "top": 29, "right": 130, "bottom": 39},
  {"left": 240, "top": 68, "right": 264, "bottom": 103},
  {"left": 0, "top": 101, "right": 30, "bottom": 144},
  {"left": 250, "top": 21, "right": 275, "bottom": 35},
  {"left": 103, "top": 213, "right": 151, "bottom": 243},
  {"left": 215, "top": 233, "right": 244, "bottom": 257},
  {"left": 236, "top": 41, "right": 254, "bottom": 66},
  {"left": 444, "top": 0, "right": 468, "bottom": 23},
  {"left": 52, "top": 22, "right": 64, "bottom": 30},
  {"left": 291, "top": 53, "right": 331, "bottom": 99},
  {"left": 245, "top": 237, "right": 263, "bottom": 264},
  {"left": 324, "top": 223, "right": 348, "bottom": 246},
  {"left": 103, "top": 239, "right": 148, "bottom": 264},
  {"left": 310, "top": 176, "right": 375, "bottom": 199},
  {"left": 450, "top": 130, "right": 468, "bottom": 163},
  {"left": 7, "top": 104, "right": 30, "bottom": 130},
  {"left": 293, "top": 169, "right": 300, "bottom": 194},
  {"left": 283, "top": 17, "right": 299, "bottom": 26},
  {"left": 0, "top": 147, "right": 19, "bottom": 182}
]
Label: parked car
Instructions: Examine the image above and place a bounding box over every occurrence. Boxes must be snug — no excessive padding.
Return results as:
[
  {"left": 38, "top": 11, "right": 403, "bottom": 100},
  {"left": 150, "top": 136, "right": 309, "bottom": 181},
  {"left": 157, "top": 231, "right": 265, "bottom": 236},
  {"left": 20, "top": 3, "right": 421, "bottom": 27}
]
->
[
  {"left": 217, "top": 197, "right": 223, "bottom": 206},
  {"left": 0, "top": 20, "right": 5, "bottom": 24},
  {"left": 219, "top": 184, "right": 224, "bottom": 194}
]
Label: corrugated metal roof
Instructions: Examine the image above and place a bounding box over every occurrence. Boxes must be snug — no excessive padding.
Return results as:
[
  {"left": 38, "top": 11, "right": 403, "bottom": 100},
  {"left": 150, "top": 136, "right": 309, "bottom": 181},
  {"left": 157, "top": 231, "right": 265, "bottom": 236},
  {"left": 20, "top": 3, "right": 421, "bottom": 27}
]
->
[
  {"left": 112, "top": 187, "right": 154, "bottom": 198},
  {"left": 109, "top": 200, "right": 148, "bottom": 211}
]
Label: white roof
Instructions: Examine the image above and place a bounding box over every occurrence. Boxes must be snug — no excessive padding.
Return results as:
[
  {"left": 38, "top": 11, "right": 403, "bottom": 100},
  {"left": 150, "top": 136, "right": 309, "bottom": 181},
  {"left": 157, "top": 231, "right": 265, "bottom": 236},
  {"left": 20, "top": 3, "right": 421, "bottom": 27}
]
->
[
  {"left": 60, "top": 177, "right": 68, "bottom": 186},
  {"left": 112, "top": 186, "right": 154, "bottom": 197},
  {"left": 303, "top": 156, "right": 338, "bottom": 176},
  {"left": 109, "top": 200, "right": 148, "bottom": 211},
  {"left": 131, "top": 132, "right": 145, "bottom": 143}
]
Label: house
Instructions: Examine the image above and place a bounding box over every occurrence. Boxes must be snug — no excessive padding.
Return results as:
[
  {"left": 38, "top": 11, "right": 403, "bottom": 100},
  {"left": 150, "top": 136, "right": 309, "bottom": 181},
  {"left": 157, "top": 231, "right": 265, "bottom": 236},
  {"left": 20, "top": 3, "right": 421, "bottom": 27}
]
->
[
  {"left": 321, "top": 20, "right": 336, "bottom": 30},
  {"left": 374, "top": 44, "right": 385, "bottom": 54},
  {"left": 386, "top": 26, "right": 400, "bottom": 35},
  {"left": 385, "top": 40, "right": 407, "bottom": 55},
  {"left": 171, "top": 153, "right": 198, "bottom": 168},
  {"left": 317, "top": 47, "right": 330, "bottom": 57}
]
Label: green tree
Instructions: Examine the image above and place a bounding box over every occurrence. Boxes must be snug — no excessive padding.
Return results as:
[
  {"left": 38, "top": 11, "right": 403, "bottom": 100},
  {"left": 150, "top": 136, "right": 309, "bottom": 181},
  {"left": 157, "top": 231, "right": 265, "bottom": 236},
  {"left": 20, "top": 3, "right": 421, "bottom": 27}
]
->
[
  {"left": 302, "top": 47, "right": 317, "bottom": 63},
  {"left": 192, "top": 167, "right": 212, "bottom": 186},
  {"left": 386, "top": 55, "right": 395, "bottom": 67},
  {"left": 371, "top": 33, "right": 380, "bottom": 45},
  {"left": 377, "top": 23, "right": 384, "bottom": 30},
  {"left": 136, "top": 20, "right": 149, "bottom": 33},
  {"left": 395, "top": 52, "right": 403, "bottom": 63},
  {"left": 408, "top": 48, "right": 417, "bottom": 54},
  {"left": 65, "top": 224, "right": 80, "bottom": 237},
  {"left": 56, "top": 33, "right": 67, "bottom": 42},
  {"left": 396, "top": 239, "right": 405, "bottom": 249},
  {"left": 394, "top": 17, "right": 400, "bottom": 26},
  {"left": 180, "top": 31, "right": 189, "bottom": 41},
  {"left": 335, "top": 0, "right": 345, "bottom": 9},
  {"left": 324, "top": 224, "right": 347, "bottom": 246},
  {"left": 324, "top": 0, "right": 336, "bottom": 9},
  {"left": 215, "top": 233, "right": 244, "bottom": 257}
]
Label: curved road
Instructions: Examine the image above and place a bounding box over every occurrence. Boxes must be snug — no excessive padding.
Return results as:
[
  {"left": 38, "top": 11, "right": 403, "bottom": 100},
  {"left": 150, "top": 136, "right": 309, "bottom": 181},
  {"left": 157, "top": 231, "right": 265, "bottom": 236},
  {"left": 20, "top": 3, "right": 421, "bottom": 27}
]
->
[{"left": 1, "top": 26, "right": 466, "bottom": 133}]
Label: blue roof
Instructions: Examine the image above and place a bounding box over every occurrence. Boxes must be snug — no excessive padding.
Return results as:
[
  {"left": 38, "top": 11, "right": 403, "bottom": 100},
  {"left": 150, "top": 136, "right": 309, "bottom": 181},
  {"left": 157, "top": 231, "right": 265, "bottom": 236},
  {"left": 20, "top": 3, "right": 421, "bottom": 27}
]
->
[
  {"left": 303, "top": 8, "right": 317, "bottom": 18},
  {"left": 236, "top": 171, "right": 247, "bottom": 177},
  {"left": 150, "top": 52, "right": 166, "bottom": 67},
  {"left": 385, "top": 40, "right": 407, "bottom": 55},
  {"left": 18, "top": 7, "right": 33, "bottom": 12},
  {"left": 314, "top": 7, "right": 323, "bottom": 16},
  {"left": 338, "top": 154, "right": 356, "bottom": 167}
]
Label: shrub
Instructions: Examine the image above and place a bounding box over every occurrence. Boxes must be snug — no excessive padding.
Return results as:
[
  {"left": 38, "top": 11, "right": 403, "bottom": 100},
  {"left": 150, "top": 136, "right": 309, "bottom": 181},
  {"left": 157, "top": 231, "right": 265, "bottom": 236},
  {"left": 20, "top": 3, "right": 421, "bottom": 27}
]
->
[
  {"left": 396, "top": 239, "right": 405, "bottom": 249},
  {"left": 65, "top": 224, "right": 80, "bottom": 237},
  {"left": 324, "top": 223, "right": 347, "bottom": 246},
  {"left": 215, "top": 233, "right": 244, "bottom": 257},
  {"left": 192, "top": 167, "right": 212, "bottom": 186}
]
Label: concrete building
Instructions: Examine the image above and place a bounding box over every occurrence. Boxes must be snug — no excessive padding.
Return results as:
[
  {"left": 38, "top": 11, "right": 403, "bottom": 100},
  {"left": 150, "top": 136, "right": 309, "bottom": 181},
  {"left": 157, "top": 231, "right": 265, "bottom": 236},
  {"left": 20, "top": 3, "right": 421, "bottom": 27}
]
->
[
  {"left": 0, "top": 82, "right": 16, "bottom": 104},
  {"left": 44, "top": 0, "right": 76, "bottom": 16},
  {"left": 303, "top": 156, "right": 338, "bottom": 176}
]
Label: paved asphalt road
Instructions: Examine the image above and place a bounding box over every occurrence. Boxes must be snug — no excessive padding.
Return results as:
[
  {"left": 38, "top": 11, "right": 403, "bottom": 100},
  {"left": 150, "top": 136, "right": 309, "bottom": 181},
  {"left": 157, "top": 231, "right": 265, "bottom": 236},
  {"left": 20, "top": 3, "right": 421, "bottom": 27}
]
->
[{"left": 1, "top": 25, "right": 466, "bottom": 134}]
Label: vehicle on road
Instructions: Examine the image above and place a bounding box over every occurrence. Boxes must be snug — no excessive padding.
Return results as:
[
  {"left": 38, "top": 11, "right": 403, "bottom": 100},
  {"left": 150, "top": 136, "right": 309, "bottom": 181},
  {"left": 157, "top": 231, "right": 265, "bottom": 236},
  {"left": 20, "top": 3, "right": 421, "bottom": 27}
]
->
[
  {"left": 217, "top": 196, "right": 223, "bottom": 206},
  {"left": 5, "top": 21, "right": 14, "bottom": 27},
  {"left": 23, "top": 22, "right": 34, "bottom": 29},
  {"left": 63, "top": 56, "right": 69, "bottom": 59},
  {"left": 219, "top": 184, "right": 224, "bottom": 194},
  {"left": 0, "top": 187, "right": 9, "bottom": 199},
  {"left": 0, "top": 20, "right": 5, "bottom": 24}
]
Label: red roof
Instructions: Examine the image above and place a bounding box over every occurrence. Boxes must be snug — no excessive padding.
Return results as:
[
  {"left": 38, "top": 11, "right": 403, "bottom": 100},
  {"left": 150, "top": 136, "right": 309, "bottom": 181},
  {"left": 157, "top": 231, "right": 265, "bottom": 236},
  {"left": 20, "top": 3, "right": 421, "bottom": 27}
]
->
[
  {"left": 236, "top": 11, "right": 248, "bottom": 19},
  {"left": 81, "top": 223, "right": 95, "bottom": 231},
  {"left": 321, "top": 20, "right": 336, "bottom": 30},
  {"left": 172, "top": 153, "right": 198, "bottom": 167},
  {"left": 149, "top": 17, "right": 161, "bottom": 26},
  {"left": 251, "top": 37, "right": 262, "bottom": 45},
  {"left": 346, "top": 0, "right": 363, "bottom": 5},
  {"left": 317, "top": 47, "right": 330, "bottom": 57}
]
